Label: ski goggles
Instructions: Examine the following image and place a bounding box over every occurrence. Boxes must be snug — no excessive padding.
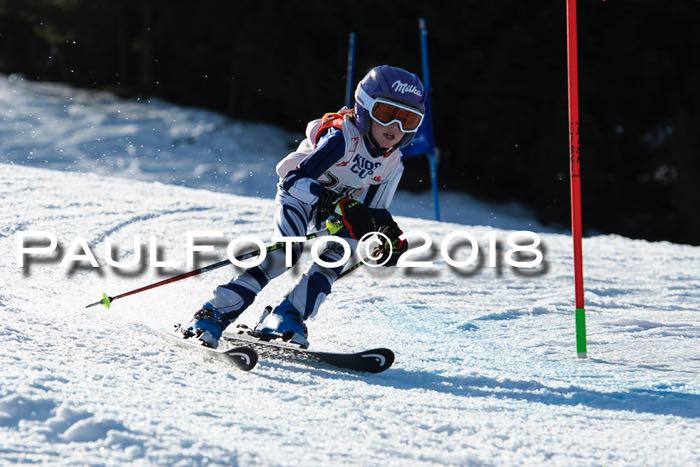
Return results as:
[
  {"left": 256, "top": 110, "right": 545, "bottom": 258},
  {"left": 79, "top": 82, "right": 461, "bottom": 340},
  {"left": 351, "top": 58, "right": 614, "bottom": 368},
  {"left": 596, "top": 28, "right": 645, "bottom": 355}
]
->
[{"left": 356, "top": 87, "right": 424, "bottom": 133}]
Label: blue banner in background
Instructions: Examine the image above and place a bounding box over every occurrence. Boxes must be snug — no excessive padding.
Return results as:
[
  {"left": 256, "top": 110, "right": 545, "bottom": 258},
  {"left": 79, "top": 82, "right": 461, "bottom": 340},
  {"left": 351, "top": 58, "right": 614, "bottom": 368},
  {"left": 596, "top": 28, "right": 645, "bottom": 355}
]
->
[
  {"left": 402, "top": 92, "right": 435, "bottom": 158},
  {"left": 345, "top": 18, "right": 440, "bottom": 221}
]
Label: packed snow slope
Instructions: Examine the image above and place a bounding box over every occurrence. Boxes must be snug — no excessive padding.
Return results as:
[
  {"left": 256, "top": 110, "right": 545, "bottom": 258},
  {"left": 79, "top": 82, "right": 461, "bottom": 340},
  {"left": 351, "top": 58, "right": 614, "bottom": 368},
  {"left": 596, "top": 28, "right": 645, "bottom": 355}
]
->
[
  {"left": 0, "top": 73, "right": 554, "bottom": 231},
  {"left": 1, "top": 163, "right": 699, "bottom": 465}
]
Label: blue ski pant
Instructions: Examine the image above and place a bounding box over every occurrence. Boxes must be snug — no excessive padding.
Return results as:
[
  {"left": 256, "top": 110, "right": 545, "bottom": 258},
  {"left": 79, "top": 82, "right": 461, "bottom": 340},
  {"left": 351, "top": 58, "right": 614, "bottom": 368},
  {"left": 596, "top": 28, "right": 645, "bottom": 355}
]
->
[{"left": 207, "top": 187, "right": 358, "bottom": 325}]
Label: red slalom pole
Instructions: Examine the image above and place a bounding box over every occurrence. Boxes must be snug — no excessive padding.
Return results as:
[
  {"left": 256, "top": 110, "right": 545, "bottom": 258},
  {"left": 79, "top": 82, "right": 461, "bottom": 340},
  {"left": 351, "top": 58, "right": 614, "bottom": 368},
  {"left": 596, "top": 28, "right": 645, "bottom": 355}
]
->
[{"left": 566, "top": 0, "right": 587, "bottom": 358}]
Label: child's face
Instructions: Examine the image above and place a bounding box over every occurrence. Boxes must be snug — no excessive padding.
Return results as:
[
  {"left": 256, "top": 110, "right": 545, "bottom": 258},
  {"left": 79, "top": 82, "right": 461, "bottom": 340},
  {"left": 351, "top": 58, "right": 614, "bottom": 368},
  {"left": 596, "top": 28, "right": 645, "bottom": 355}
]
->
[{"left": 370, "top": 121, "right": 405, "bottom": 149}]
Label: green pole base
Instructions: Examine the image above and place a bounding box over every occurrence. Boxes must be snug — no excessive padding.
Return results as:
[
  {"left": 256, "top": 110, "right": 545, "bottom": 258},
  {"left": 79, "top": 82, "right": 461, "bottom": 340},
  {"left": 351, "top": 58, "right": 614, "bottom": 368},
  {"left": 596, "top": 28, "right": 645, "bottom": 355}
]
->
[{"left": 576, "top": 307, "right": 587, "bottom": 358}]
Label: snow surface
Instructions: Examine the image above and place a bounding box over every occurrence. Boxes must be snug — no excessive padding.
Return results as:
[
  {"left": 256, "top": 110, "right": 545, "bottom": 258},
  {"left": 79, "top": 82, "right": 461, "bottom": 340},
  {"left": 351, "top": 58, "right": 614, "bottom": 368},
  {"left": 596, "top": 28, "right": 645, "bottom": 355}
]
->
[
  {"left": 1, "top": 75, "right": 699, "bottom": 465},
  {"left": 0, "top": 73, "right": 555, "bottom": 231}
]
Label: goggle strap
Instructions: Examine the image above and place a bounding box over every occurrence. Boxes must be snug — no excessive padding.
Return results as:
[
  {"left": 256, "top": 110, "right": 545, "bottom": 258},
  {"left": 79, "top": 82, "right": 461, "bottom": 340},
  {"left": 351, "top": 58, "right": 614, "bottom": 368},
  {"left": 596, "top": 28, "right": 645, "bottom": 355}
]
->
[{"left": 355, "top": 87, "right": 375, "bottom": 112}]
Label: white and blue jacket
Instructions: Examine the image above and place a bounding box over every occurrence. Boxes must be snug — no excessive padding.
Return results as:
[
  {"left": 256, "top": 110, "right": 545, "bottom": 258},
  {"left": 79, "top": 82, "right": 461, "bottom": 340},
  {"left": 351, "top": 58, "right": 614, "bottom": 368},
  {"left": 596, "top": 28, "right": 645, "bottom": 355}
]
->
[{"left": 276, "top": 114, "right": 404, "bottom": 210}]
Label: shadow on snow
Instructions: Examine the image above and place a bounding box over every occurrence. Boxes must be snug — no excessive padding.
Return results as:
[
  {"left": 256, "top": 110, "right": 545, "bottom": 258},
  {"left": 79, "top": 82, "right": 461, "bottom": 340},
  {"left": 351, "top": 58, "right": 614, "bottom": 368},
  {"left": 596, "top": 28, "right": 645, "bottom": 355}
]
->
[{"left": 257, "top": 360, "right": 700, "bottom": 419}]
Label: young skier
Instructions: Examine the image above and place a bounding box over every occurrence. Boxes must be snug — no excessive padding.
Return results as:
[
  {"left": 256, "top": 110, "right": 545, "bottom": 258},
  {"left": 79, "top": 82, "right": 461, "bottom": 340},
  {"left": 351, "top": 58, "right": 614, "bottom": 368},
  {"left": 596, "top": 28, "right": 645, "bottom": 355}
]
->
[{"left": 182, "top": 65, "right": 426, "bottom": 348}]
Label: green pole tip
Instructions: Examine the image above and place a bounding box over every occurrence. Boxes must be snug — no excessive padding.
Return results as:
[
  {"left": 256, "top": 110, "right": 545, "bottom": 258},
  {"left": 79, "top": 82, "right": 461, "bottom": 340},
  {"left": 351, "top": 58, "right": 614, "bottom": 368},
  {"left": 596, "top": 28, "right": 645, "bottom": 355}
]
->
[{"left": 101, "top": 293, "right": 112, "bottom": 309}]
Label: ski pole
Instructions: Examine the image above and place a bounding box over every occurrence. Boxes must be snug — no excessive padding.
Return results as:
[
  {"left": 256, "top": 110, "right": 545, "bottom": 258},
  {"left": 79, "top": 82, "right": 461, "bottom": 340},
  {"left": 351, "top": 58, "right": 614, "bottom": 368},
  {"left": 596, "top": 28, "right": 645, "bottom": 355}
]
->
[
  {"left": 338, "top": 237, "right": 408, "bottom": 278},
  {"left": 85, "top": 229, "right": 329, "bottom": 309},
  {"left": 339, "top": 258, "right": 364, "bottom": 278}
]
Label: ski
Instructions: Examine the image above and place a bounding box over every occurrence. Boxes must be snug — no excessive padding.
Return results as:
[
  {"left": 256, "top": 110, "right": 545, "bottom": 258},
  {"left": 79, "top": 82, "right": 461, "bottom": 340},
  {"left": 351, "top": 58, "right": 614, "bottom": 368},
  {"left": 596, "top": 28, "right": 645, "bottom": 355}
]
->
[
  {"left": 221, "top": 327, "right": 394, "bottom": 374},
  {"left": 149, "top": 326, "right": 258, "bottom": 371}
]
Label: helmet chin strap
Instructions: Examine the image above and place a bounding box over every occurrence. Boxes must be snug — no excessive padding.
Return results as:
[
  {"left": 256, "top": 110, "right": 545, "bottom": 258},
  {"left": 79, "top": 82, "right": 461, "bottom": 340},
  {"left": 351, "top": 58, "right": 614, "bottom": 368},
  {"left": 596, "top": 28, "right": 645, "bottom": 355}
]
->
[{"left": 364, "top": 134, "right": 396, "bottom": 158}]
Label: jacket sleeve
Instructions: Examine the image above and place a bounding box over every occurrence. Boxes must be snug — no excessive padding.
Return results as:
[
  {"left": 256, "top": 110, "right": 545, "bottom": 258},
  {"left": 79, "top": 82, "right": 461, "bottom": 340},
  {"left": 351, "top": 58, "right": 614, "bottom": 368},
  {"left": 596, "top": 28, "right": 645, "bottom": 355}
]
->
[
  {"left": 278, "top": 128, "right": 345, "bottom": 205},
  {"left": 276, "top": 139, "right": 313, "bottom": 179}
]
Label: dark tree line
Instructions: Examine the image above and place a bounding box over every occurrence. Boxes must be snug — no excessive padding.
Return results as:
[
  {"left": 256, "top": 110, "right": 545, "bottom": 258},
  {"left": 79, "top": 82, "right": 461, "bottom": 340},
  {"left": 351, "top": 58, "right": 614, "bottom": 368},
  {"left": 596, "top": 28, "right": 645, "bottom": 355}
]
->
[{"left": 1, "top": 0, "right": 698, "bottom": 244}]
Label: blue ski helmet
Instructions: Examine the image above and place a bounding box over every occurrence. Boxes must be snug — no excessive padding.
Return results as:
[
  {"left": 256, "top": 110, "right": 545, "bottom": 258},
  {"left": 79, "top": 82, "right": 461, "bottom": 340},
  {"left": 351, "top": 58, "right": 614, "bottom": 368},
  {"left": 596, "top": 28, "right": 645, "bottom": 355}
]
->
[{"left": 354, "top": 65, "right": 426, "bottom": 148}]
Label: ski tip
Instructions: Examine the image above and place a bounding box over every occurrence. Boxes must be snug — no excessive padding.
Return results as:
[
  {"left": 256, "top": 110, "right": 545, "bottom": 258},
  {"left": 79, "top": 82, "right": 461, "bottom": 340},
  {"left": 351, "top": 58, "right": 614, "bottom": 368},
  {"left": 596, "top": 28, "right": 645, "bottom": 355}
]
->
[
  {"left": 225, "top": 347, "right": 259, "bottom": 371},
  {"left": 358, "top": 348, "right": 395, "bottom": 373}
]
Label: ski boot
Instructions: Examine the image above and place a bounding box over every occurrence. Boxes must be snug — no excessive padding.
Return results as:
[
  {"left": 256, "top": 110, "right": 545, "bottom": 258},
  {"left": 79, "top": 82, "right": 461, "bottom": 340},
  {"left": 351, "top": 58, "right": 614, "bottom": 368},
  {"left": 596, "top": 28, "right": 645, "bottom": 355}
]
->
[
  {"left": 256, "top": 299, "right": 309, "bottom": 348},
  {"left": 181, "top": 303, "right": 226, "bottom": 348}
]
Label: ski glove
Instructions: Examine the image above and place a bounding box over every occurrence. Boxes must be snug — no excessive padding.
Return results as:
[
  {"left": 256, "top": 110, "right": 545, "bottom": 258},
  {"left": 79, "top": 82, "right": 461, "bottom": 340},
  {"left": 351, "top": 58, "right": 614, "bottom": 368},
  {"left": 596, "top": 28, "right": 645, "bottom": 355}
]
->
[
  {"left": 373, "top": 222, "right": 407, "bottom": 267},
  {"left": 334, "top": 199, "right": 375, "bottom": 239},
  {"left": 316, "top": 188, "right": 345, "bottom": 217}
]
